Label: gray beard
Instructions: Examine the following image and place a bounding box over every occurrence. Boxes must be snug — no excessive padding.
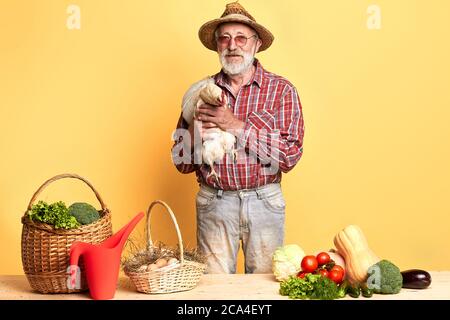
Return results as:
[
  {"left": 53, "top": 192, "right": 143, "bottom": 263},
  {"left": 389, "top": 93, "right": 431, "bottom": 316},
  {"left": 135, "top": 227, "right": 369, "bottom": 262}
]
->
[{"left": 219, "top": 50, "right": 255, "bottom": 76}]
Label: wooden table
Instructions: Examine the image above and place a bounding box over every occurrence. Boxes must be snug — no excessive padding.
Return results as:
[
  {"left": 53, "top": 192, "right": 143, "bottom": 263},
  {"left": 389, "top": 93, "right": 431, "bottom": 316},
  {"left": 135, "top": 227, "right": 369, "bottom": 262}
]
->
[{"left": 0, "top": 272, "right": 448, "bottom": 300}]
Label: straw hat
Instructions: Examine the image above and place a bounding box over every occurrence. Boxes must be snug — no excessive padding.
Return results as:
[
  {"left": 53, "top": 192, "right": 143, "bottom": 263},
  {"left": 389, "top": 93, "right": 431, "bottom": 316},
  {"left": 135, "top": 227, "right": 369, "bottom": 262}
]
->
[{"left": 198, "top": 2, "right": 274, "bottom": 52}]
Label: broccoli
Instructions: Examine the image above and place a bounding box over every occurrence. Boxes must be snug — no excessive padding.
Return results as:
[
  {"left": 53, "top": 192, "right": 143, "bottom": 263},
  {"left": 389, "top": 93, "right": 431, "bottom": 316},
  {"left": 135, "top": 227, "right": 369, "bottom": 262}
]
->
[
  {"left": 367, "top": 259, "right": 403, "bottom": 294},
  {"left": 68, "top": 202, "right": 100, "bottom": 225}
]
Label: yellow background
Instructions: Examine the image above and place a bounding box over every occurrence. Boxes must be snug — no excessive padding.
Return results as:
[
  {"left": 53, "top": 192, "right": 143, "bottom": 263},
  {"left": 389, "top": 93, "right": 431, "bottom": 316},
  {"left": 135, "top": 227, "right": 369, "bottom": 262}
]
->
[{"left": 1, "top": 0, "right": 449, "bottom": 275}]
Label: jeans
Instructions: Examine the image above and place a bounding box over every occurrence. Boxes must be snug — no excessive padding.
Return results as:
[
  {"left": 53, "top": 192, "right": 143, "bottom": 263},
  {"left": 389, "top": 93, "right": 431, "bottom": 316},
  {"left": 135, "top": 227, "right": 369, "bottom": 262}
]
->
[{"left": 196, "top": 183, "right": 285, "bottom": 274}]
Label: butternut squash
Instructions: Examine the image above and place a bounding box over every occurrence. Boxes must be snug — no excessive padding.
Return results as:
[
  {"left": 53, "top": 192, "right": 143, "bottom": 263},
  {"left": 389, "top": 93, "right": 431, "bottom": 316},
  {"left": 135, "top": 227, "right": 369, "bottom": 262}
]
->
[{"left": 333, "top": 225, "right": 380, "bottom": 283}]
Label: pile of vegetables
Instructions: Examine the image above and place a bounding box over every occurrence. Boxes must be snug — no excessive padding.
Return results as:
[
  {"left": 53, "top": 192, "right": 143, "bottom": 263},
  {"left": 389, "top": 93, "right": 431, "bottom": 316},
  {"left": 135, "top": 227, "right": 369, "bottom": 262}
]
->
[
  {"left": 275, "top": 224, "right": 432, "bottom": 299},
  {"left": 280, "top": 251, "right": 353, "bottom": 300},
  {"left": 297, "top": 252, "right": 345, "bottom": 284},
  {"left": 27, "top": 200, "right": 101, "bottom": 229}
]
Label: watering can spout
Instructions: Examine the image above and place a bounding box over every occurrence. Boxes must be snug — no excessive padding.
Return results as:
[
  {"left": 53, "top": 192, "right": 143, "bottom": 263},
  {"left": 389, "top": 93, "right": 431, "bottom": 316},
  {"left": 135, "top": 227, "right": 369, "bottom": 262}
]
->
[
  {"left": 102, "top": 211, "right": 144, "bottom": 250},
  {"left": 69, "top": 211, "right": 144, "bottom": 300}
]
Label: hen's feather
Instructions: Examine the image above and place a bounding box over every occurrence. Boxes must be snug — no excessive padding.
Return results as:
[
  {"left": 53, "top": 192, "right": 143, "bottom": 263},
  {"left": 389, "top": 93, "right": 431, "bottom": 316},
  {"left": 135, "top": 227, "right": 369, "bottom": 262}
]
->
[{"left": 182, "top": 77, "right": 215, "bottom": 125}]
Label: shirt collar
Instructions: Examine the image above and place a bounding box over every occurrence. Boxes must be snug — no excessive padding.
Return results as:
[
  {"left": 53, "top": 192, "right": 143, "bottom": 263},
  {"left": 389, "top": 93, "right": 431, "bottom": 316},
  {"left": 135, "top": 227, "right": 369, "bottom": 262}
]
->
[{"left": 215, "top": 58, "right": 264, "bottom": 89}]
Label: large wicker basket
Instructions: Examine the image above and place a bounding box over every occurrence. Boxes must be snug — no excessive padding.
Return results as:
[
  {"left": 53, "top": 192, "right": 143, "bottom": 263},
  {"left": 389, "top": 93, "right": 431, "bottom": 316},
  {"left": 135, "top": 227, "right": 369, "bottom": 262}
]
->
[
  {"left": 124, "top": 200, "right": 206, "bottom": 294},
  {"left": 21, "top": 173, "right": 113, "bottom": 293}
]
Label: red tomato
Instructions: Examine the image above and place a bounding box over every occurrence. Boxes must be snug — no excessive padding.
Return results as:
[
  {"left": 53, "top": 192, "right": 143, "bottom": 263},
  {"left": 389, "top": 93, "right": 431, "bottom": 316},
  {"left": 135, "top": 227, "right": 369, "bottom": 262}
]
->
[
  {"left": 331, "top": 264, "right": 345, "bottom": 273},
  {"left": 297, "top": 271, "right": 307, "bottom": 279},
  {"left": 331, "top": 265, "right": 345, "bottom": 277},
  {"left": 317, "top": 269, "right": 329, "bottom": 278},
  {"left": 301, "top": 255, "right": 318, "bottom": 273},
  {"left": 328, "top": 266, "right": 345, "bottom": 284},
  {"left": 316, "top": 252, "right": 331, "bottom": 266}
]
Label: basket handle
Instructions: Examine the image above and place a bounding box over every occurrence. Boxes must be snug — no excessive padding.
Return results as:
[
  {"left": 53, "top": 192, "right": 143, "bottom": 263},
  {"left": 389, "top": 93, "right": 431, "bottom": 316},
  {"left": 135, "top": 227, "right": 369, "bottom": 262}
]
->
[
  {"left": 145, "top": 200, "right": 184, "bottom": 264},
  {"left": 24, "top": 173, "right": 109, "bottom": 216}
]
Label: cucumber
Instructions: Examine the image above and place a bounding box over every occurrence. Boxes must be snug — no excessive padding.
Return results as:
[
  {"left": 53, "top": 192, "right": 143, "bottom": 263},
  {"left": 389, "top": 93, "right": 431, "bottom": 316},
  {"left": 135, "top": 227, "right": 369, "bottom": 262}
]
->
[
  {"left": 360, "top": 283, "right": 374, "bottom": 298},
  {"left": 347, "top": 283, "right": 360, "bottom": 298}
]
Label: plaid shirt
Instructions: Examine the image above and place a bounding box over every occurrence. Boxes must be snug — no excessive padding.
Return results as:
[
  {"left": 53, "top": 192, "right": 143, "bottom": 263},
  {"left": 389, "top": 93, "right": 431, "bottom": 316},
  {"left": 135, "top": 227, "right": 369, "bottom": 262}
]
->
[{"left": 171, "top": 59, "right": 304, "bottom": 191}]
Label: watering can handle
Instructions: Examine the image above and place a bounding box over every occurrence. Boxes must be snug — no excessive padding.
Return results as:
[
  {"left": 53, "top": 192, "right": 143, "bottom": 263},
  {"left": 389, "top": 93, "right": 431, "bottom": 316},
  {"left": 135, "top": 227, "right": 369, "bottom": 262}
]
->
[
  {"left": 145, "top": 200, "right": 184, "bottom": 264},
  {"left": 68, "top": 242, "right": 86, "bottom": 290},
  {"left": 69, "top": 242, "right": 85, "bottom": 267}
]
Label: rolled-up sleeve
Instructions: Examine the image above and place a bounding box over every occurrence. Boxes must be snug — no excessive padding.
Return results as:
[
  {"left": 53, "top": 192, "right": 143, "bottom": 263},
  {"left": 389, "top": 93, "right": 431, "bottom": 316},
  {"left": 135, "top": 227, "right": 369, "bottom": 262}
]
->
[{"left": 237, "top": 86, "right": 304, "bottom": 173}]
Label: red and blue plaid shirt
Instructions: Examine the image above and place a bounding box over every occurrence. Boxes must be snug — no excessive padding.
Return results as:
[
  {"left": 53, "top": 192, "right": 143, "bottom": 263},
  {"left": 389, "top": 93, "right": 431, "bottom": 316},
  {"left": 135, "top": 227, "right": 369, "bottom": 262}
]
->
[{"left": 171, "top": 59, "right": 304, "bottom": 191}]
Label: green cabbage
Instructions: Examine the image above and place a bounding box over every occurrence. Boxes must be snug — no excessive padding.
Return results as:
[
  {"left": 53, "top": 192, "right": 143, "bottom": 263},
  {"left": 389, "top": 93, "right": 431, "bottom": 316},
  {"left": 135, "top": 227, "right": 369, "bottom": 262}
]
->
[{"left": 272, "top": 244, "right": 305, "bottom": 281}]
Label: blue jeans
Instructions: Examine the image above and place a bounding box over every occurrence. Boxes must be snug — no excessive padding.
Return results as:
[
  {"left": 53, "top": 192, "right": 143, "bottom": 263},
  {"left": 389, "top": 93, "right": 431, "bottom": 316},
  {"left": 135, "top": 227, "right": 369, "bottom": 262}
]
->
[{"left": 196, "top": 183, "right": 285, "bottom": 274}]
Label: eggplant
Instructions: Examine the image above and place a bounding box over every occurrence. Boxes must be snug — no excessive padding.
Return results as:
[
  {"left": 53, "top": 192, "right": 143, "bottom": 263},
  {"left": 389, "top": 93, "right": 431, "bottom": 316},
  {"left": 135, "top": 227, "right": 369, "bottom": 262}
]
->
[{"left": 401, "top": 269, "right": 432, "bottom": 289}]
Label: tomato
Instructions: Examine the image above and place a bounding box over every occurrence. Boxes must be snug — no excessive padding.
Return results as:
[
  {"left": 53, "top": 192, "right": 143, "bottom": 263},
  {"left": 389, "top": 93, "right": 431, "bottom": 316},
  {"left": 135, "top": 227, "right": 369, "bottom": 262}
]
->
[
  {"left": 301, "top": 255, "right": 318, "bottom": 273},
  {"left": 316, "top": 252, "right": 331, "bottom": 266},
  {"left": 297, "top": 271, "right": 307, "bottom": 279},
  {"left": 331, "top": 265, "right": 345, "bottom": 277},
  {"left": 328, "top": 265, "right": 345, "bottom": 284},
  {"left": 317, "top": 269, "right": 329, "bottom": 278},
  {"left": 328, "top": 270, "right": 344, "bottom": 284}
]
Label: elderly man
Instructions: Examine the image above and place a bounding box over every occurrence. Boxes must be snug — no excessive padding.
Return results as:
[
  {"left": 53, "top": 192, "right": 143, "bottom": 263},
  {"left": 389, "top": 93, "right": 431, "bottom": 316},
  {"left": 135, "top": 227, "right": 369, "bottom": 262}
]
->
[{"left": 171, "top": 2, "right": 304, "bottom": 274}]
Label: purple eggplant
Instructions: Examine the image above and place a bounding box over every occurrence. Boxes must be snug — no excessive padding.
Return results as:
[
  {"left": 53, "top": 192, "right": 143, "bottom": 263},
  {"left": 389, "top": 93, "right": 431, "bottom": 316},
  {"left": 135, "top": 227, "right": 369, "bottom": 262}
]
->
[{"left": 401, "top": 269, "right": 432, "bottom": 289}]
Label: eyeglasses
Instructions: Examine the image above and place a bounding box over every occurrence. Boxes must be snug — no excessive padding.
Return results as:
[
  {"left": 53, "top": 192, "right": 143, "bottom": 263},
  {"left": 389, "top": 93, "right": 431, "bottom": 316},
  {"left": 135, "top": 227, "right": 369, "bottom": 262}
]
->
[{"left": 216, "top": 34, "right": 258, "bottom": 47}]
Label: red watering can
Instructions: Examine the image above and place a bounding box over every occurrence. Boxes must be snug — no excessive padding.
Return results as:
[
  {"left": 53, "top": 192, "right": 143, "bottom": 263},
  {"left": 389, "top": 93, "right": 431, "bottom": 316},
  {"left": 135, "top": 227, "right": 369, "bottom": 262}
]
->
[{"left": 69, "top": 212, "right": 144, "bottom": 300}]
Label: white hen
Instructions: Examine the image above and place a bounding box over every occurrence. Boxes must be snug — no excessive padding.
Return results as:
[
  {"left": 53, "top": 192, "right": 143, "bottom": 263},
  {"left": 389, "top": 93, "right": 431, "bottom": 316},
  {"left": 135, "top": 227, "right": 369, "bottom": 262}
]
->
[{"left": 182, "top": 77, "right": 237, "bottom": 182}]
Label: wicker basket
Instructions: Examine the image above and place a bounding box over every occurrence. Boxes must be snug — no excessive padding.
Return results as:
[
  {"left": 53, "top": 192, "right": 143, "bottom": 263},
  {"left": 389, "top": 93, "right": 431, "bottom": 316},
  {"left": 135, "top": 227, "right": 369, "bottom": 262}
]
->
[
  {"left": 124, "top": 200, "right": 206, "bottom": 294},
  {"left": 21, "top": 173, "right": 113, "bottom": 293}
]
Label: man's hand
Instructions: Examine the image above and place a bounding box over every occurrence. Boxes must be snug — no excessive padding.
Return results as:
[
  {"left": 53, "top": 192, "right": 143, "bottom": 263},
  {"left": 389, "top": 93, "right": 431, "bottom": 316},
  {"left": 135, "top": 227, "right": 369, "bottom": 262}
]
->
[{"left": 197, "top": 103, "right": 245, "bottom": 136}]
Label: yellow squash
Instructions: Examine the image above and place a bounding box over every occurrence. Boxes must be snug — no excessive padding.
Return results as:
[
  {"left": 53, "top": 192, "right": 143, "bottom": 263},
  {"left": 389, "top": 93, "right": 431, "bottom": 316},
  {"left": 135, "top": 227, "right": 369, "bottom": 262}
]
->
[{"left": 333, "top": 225, "right": 381, "bottom": 283}]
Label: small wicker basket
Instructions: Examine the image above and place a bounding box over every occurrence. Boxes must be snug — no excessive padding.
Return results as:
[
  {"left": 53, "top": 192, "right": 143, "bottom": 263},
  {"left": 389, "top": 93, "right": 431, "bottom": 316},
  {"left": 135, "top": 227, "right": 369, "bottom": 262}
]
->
[
  {"left": 124, "top": 200, "right": 206, "bottom": 294},
  {"left": 21, "top": 173, "right": 113, "bottom": 293}
]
